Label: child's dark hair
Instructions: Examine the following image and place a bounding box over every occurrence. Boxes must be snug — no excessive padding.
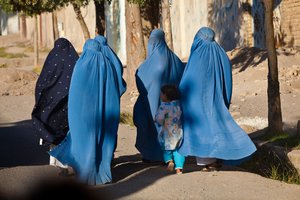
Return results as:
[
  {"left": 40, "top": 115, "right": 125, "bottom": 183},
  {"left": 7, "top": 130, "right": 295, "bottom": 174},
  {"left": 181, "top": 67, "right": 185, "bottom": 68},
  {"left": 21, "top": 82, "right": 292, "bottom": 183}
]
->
[{"left": 161, "top": 84, "right": 180, "bottom": 101}]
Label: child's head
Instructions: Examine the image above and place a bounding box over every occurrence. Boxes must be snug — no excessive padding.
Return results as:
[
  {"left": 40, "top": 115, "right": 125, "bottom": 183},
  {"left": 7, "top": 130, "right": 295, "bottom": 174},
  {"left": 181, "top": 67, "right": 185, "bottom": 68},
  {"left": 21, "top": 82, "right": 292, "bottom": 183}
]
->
[{"left": 160, "top": 84, "right": 180, "bottom": 102}]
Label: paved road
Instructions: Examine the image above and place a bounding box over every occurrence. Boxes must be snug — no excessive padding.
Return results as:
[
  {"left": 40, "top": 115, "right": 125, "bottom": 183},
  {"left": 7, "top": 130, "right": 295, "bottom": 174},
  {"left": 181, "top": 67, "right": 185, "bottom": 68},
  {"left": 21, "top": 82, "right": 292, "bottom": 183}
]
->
[
  {"left": 0, "top": 120, "right": 49, "bottom": 168},
  {"left": 1, "top": 123, "right": 300, "bottom": 200}
]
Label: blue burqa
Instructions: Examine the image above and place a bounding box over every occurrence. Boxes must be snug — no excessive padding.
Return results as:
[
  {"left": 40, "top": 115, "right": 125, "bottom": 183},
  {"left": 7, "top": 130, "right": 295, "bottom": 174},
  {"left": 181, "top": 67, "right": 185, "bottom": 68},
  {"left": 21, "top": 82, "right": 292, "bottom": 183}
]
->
[
  {"left": 94, "top": 35, "right": 127, "bottom": 96},
  {"left": 32, "top": 38, "right": 79, "bottom": 145},
  {"left": 133, "top": 29, "right": 185, "bottom": 161},
  {"left": 178, "top": 27, "right": 256, "bottom": 161},
  {"left": 49, "top": 39, "right": 121, "bottom": 185}
]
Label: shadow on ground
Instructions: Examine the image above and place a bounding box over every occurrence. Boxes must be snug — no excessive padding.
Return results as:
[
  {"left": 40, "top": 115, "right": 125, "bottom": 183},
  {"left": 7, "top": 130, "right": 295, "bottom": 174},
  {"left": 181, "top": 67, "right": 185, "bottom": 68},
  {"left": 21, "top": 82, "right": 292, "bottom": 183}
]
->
[
  {"left": 94, "top": 153, "right": 247, "bottom": 199},
  {"left": 0, "top": 120, "right": 49, "bottom": 167}
]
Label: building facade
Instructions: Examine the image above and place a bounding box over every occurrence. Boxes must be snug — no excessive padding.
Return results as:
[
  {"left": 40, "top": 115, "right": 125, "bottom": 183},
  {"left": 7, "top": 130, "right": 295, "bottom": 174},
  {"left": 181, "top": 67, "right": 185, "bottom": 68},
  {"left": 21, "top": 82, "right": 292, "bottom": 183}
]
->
[{"left": 1, "top": 0, "right": 300, "bottom": 63}]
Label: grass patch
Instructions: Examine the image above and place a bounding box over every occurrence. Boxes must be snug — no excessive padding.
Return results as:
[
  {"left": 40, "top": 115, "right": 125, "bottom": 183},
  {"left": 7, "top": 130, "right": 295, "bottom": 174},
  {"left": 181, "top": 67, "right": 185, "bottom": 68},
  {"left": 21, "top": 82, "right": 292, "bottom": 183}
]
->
[
  {"left": 240, "top": 146, "right": 300, "bottom": 185},
  {"left": 120, "top": 112, "right": 134, "bottom": 126},
  {"left": 256, "top": 131, "right": 300, "bottom": 150},
  {"left": 0, "top": 63, "right": 7, "bottom": 68},
  {"left": 32, "top": 66, "right": 42, "bottom": 75},
  {"left": 24, "top": 46, "right": 50, "bottom": 53},
  {"left": 0, "top": 47, "right": 27, "bottom": 58}
]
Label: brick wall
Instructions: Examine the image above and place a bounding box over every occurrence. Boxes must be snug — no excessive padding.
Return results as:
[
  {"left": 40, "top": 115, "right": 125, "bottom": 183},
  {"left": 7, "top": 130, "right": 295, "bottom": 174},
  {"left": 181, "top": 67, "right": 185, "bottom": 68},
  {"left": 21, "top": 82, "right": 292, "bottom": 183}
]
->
[
  {"left": 242, "top": 0, "right": 254, "bottom": 47},
  {"left": 280, "top": 0, "right": 300, "bottom": 48}
]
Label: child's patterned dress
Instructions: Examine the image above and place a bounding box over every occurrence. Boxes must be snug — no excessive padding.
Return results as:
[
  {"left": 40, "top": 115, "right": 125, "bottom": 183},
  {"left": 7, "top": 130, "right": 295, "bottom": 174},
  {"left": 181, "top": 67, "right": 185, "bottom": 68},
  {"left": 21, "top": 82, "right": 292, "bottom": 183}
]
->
[{"left": 155, "top": 100, "right": 183, "bottom": 150}]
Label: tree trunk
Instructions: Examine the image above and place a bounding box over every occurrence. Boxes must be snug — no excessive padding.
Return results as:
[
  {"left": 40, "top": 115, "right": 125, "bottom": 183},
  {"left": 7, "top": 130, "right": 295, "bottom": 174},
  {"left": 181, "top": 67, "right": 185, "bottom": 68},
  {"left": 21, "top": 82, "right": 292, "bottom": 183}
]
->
[
  {"left": 39, "top": 15, "right": 43, "bottom": 48},
  {"left": 264, "top": 0, "right": 283, "bottom": 133},
  {"left": 34, "top": 15, "right": 39, "bottom": 67},
  {"left": 160, "top": 0, "right": 173, "bottom": 50},
  {"left": 52, "top": 10, "right": 59, "bottom": 41},
  {"left": 72, "top": 3, "right": 91, "bottom": 41},
  {"left": 140, "top": 0, "right": 160, "bottom": 48},
  {"left": 95, "top": 0, "right": 106, "bottom": 36},
  {"left": 19, "top": 13, "right": 27, "bottom": 39},
  {"left": 125, "top": 1, "right": 146, "bottom": 93}
]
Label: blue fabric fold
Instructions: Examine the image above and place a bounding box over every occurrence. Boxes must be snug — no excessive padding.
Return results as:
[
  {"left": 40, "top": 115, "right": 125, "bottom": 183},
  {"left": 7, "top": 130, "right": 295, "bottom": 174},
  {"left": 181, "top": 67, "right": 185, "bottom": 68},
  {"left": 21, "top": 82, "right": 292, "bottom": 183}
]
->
[
  {"left": 49, "top": 39, "right": 122, "bottom": 185},
  {"left": 133, "top": 29, "right": 185, "bottom": 161},
  {"left": 178, "top": 27, "right": 256, "bottom": 162},
  {"left": 94, "top": 35, "right": 127, "bottom": 96}
]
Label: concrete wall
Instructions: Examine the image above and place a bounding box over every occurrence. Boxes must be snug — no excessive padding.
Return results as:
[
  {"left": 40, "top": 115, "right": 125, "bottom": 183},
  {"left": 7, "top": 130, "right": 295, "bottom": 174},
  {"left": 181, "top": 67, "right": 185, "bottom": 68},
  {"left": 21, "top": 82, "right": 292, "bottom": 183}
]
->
[
  {"left": 25, "top": 3, "right": 96, "bottom": 52},
  {"left": 170, "top": 0, "right": 208, "bottom": 60},
  {"left": 0, "top": 11, "right": 19, "bottom": 36},
  {"left": 170, "top": 0, "right": 252, "bottom": 58},
  {"left": 105, "top": 0, "right": 126, "bottom": 64},
  {"left": 39, "top": 13, "right": 54, "bottom": 48},
  {"left": 207, "top": 0, "right": 252, "bottom": 51},
  {"left": 14, "top": 0, "right": 300, "bottom": 64}
]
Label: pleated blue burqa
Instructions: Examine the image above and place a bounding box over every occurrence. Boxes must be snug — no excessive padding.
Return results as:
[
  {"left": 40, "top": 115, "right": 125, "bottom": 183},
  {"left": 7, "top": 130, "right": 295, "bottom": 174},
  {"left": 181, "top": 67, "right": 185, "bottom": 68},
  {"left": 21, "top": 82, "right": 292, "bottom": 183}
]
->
[
  {"left": 94, "top": 35, "right": 127, "bottom": 96},
  {"left": 133, "top": 29, "right": 185, "bottom": 161},
  {"left": 49, "top": 39, "right": 121, "bottom": 185},
  {"left": 32, "top": 38, "right": 79, "bottom": 145},
  {"left": 178, "top": 27, "right": 256, "bottom": 161}
]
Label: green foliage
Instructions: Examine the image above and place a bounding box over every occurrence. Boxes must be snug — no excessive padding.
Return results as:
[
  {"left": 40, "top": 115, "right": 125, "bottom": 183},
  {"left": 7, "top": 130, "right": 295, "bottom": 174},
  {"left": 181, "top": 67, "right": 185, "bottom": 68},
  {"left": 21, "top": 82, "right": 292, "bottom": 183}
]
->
[
  {"left": 0, "top": 63, "right": 7, "bottom": 68},
  {"left": 0, "top": 0, "right": 112, "bottom": 16},
  {"left": 0, "top": 0, "right": 69, "bottom": 16},
  {"left": 127, "top": 0, "right": 146, "bottom": 5},
  {"left": 71, "top": 0, "right": 111, "bottom": 7},
  {"left": 33, "top": 66, "right": 42, "bottom": 74},
  {"left": 240, "top": 146, "right": 300, "bottom": 185}
]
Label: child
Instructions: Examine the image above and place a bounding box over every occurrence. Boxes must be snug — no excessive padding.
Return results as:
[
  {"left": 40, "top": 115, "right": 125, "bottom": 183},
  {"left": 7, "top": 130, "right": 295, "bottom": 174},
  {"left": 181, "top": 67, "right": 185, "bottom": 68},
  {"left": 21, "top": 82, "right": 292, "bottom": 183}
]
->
[{"left": 154, "top": 84, "right": 185, "bottom": 174}]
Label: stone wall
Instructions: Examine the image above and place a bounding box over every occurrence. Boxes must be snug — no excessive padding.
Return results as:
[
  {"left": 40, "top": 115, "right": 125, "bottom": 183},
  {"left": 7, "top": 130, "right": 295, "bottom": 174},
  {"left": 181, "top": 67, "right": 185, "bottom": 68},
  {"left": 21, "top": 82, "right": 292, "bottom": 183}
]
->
[{"left": 280, "top": 0, "right": 300, "bottom": 48}]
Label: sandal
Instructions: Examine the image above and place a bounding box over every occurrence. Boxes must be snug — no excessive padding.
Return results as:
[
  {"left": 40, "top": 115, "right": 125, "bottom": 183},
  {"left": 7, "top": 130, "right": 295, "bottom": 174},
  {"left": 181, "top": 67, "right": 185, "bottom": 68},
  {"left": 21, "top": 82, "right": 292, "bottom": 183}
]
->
[
  {"left": 201, "top": 162, "right": 222, "bottom": 172},
  {"left": 167, "top": 161, "right": 175, "bottom": 171},
  {"left": 176, "top": 168, "right": 183, "bottom": 174}
]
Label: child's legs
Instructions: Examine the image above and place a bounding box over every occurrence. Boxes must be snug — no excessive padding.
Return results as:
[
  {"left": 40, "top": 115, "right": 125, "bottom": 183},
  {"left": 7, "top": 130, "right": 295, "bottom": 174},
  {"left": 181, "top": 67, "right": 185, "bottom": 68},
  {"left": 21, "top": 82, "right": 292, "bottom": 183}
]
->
[
  {"left": 172, "top": 150, "right": 185, "bottom": 169},
  {"left": 163, "top": 150, "right": 173, "bottom": 163}
]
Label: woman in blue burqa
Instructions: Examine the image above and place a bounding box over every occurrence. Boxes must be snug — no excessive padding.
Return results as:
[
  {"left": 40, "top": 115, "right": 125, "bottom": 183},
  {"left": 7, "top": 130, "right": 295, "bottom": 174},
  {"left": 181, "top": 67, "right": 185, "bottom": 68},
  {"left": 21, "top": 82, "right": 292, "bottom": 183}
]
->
[
  {"left": 178, "top": 27, "right": 256, "bottom": 168},
  {"left": 94, "top": 34, "right": 127, "bottom": 155},
  {"left": 94, "top": 35, "right": 126, "bottom": 96},
  {"left": 49, "top": 39, "right": 123, "bottom": 185},
  {"left": 133, "top": 29, "right": 185, "bottom": 162}
]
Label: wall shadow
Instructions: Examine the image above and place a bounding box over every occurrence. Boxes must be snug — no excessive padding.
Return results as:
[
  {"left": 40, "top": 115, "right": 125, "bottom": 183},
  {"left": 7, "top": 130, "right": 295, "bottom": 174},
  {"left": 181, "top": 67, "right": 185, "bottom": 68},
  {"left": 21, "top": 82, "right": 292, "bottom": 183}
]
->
[
  {"left": 230, "top": 47, "right": 268, "bottom": 72},
  {"left": 207, "top": 1, "right": 242, "bottom": 51},
  {"left": 0, "top": 120, "right": 49, "bottom": 167}
]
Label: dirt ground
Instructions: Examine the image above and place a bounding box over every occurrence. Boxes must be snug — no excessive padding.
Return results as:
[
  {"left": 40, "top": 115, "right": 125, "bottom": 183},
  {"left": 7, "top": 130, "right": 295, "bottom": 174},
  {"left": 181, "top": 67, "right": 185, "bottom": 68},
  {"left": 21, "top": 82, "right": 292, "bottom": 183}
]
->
[{"left": 0, "top": 34, "right": 300, "bottom": 199}]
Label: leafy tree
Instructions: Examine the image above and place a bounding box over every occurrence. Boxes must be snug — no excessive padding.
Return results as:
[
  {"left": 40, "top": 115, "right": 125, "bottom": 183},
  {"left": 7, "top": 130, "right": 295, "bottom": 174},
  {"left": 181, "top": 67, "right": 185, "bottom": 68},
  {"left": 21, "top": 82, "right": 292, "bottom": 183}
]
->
[
  {"left": 70, "top": 0, "right": 91, "bottom": 40},
  {"left": 263, "top": 0, "right": 283, "bottom": 133},
  {"left": 0, "top": 0, "right": 67, "bottom": 16},
  {"left": 70, "top": 0, "right": 113, "bottom": 40},
  {"left": 0, "top": 0, "right": 68, "bottom": 67}
]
